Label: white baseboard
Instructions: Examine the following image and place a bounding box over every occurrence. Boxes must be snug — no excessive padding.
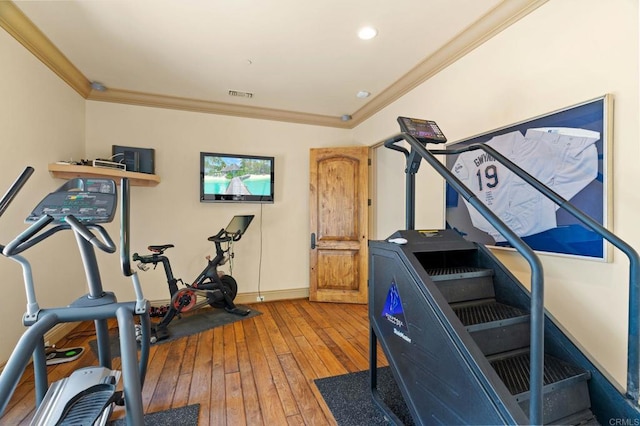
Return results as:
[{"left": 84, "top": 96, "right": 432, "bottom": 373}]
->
[
  {"left": 235, "top": 288, "right": 309, "bottom": 304},
  {"left": 148, "top": 287, "right": 309, "bottom": 307}
]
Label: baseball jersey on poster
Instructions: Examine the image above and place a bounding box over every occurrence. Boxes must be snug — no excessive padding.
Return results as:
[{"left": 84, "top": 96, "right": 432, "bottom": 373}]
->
[
  {"left": 452, "top": 131, "right": 557, "bottom": 242},
  {"left": 524, "top": 127, "right": 600, "bottom": 206},
  {"left": 452, "top": 127, "right": 600, "bottom": 243}
]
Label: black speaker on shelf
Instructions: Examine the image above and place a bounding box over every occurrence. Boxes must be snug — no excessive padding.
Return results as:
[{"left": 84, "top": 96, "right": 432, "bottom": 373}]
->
[{"left": 112, "top": 145, "right": 155, "bottom": 174}]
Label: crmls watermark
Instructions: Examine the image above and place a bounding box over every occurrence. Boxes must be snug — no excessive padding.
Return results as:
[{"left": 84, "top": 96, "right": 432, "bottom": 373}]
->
[{"left": 609, "top": 418, "right": 640, "bottom": 426}]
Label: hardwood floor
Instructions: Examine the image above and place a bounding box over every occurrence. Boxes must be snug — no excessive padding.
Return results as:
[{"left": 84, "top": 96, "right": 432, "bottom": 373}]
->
[{"left": 1, "top": 299, "right": 388, "bottom": 425}]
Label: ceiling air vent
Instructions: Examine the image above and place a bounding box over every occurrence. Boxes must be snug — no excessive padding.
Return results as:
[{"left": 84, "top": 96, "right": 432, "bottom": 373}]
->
[{"left": 228, "top": 90, "right": 253, "bottom": 98}]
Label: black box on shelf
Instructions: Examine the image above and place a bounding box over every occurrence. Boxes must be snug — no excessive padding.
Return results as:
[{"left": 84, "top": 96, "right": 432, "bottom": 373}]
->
[{"left": 112, "top": 145, "right": 155, "bottom": 174}]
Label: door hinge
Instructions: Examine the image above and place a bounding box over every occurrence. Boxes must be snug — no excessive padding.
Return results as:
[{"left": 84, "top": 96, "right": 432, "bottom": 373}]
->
[{"left": 368, "top": 199, "right": 371, "bottom": 206}]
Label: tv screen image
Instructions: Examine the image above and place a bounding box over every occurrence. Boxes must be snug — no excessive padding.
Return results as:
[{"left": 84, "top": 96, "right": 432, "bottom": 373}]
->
[{"left": 200, "top": 152, "right": 274, "bottom": 203}]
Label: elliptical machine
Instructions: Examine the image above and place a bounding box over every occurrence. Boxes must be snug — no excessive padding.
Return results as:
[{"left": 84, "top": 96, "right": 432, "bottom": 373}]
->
[
  {"left": 0, "top": 168, "right": 151, "bottom": 425},
  {"left": 133, "top": 215, "right": 253, "bottom": 341}
]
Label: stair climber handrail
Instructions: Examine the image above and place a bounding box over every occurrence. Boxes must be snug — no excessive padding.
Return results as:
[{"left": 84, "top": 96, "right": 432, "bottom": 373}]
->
[
  {"left": 430, "top": 141, "right": 640, "bottom": 403},
  {"left": 384, "top": 131, "right": 640, "bottom": 422}
]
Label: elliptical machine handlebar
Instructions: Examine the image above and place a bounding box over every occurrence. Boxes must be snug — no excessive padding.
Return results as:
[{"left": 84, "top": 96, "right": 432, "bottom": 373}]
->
[
  {"left": 2, "top": 214, "right": 114, "bottom": 257},
  {"left": 0, "top": 167, "right": 35, "bottom": 252},
  {"left": 64, "top": 215, "right": 117, "bottom": 254},
  {"left": 3, "top": 215, "right": 55, "bottom": 256},
  {"left": 120, "top": 178, "right": 134, "bottom": 277},
  {"left": 0, "top": 167, "right": 34, "bottom": 219}
]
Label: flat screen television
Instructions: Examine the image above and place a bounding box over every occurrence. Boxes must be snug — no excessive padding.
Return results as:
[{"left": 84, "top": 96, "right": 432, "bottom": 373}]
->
[{"left": 200, "top": 152, "right": 274, "bottom": 203}]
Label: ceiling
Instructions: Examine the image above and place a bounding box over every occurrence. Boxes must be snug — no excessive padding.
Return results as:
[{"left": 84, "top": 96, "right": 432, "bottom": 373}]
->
[{"left": 2, "top": 0, "right": 547, "bottom": 128}]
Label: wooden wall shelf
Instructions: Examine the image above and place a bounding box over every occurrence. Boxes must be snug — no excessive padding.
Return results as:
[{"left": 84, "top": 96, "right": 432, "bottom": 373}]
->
[{"left": 48, "top": 163, "right": 160, "bottom": 187}]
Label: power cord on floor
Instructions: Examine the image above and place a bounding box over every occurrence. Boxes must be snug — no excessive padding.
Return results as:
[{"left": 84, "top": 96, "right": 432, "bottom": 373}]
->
[{"left": 257, "top": 203, "right": 264, "bottom": 299}]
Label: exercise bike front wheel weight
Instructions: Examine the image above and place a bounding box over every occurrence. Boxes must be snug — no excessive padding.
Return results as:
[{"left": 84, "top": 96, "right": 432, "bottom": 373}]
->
[
  {"left": 208, "top": 275, "right": 238, "bottom": 309},
  {"left": 171, "top": 288, "right": 197, "bottom": 312}
]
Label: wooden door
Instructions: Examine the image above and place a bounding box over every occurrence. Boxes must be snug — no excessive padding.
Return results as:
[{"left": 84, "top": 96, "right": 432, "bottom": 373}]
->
[{"left": 309, "top": 146, "right": 369, "bottom": 303}]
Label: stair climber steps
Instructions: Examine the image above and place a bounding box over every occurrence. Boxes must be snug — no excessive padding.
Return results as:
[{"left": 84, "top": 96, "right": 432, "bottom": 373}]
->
[
  {"left": 451, "top": 300, "right": 531, "bottom": 356},
  {"left": 489, "top": 351, "right": 597, "bottom": 425},
  {"left": 426, "top": 266, "right": 495, "bottom": 303},
  {"left": 427, "top": 264, "right": 599, "bottom": 424}
]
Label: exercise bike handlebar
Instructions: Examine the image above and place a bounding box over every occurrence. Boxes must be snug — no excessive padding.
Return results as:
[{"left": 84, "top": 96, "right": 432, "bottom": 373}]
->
[
  {"left": 65, "top": 215, "right": 117, "bottom": 254},
  {"left": 208, "top": 228, "right": 230, "bottom": 243},
  {"left": 208, "top": 228, "right": 243, "bottom": 244}
]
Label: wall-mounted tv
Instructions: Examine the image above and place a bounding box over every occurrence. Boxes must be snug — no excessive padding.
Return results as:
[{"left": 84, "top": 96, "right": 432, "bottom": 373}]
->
[{"left": 200, "top": 152, "right": 275, "bottom": 203}]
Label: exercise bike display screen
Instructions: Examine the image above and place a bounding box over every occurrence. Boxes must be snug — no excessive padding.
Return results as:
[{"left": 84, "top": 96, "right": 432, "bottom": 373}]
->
[
  {"left": 225, "top": 215, "right": 254, "bottom": 236},
  {"left": 397, "top": 117, "right": 447, "bottom": 144}
]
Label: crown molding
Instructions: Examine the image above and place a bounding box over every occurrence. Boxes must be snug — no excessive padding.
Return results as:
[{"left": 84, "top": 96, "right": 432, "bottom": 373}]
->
[
  {"left": 0, "top": 1, "right": 91, "bottom": 97},
  {"left": 1, "top": 0, "right": 548, "bottom": 129},
  {"left": 87, "top": 88, "right": 351, "bottom": 128}
]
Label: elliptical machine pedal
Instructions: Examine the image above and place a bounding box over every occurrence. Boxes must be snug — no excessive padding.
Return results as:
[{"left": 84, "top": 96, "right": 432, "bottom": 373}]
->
[{"left": 30, "top": 367, "right": 122, "bottom": 425}]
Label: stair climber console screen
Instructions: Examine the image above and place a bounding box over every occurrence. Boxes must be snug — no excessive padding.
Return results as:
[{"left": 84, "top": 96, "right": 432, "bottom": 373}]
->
[
  {"left": 397, "top": 116, "right": 447, "bottom": 144},
  {"left": 27, "top": 178, "right": 117, "bottom": 224}
]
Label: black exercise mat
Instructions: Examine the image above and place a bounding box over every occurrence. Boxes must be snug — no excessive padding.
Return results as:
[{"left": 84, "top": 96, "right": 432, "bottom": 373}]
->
[
  {"left": 314, "top": 367, "right": 414, "bottom": 426},
  {"left": 109, "top": 403, "right": 199, "bottom": 425},
  {"left": 89, "top": 305, "right": 261, "bottom": 358}
]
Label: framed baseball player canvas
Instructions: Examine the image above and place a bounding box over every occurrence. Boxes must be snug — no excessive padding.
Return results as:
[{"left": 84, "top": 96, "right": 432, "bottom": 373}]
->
[{"left": 445, "top": 95, "right": 612, "bottom": 260}]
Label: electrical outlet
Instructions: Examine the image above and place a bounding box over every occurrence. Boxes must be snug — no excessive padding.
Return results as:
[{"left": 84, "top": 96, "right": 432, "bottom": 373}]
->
[{"left": 256, "top": 295, "right": 265, "bottom": 302}]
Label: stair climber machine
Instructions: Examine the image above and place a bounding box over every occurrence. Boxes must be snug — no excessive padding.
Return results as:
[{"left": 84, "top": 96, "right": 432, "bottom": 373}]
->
[
  {"left": 0, "top": 167, "right": 151, "bottom": 425},
  {"left": 369, "top": 117, "right": 640, "bottom": 425}
]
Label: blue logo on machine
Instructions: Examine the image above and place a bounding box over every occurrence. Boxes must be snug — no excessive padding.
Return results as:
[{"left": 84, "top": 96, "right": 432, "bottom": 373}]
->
[{"left": 382, "top": 279, "right": 411, "bottom": 343}]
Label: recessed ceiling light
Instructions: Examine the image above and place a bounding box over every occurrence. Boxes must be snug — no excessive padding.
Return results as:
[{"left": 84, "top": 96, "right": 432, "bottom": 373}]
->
[
  {"left": 90, "top": 81, "right": 107, "bottom": 92},
  {"left": 356, "top": 91, "right": 371, "bottom": 99},
  {"left": 358, "top": 26, "right": 378, "bottom": 40}
]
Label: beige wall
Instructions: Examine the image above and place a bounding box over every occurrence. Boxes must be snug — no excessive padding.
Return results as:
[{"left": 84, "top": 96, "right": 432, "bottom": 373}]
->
[
  {"left": 84, "top": 102, "right": 354, "bottom": 302},
  {"left": 0, "top": 29, "right": 86, "bottom": 362},
  {"left": 357, "top": 0, "right": 638, "bottom": 389}
]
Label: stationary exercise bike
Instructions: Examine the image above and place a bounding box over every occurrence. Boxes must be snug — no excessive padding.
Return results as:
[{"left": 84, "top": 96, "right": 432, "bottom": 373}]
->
[
  {"left": 0, "top": 168, "right": 151, "bottom": 425},
  {"left": 133, "top": 215, "right": 253, "bottom": 341}
]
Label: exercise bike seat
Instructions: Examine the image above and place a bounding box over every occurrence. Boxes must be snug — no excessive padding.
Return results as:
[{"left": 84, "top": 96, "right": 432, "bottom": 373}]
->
[{"left": 148, "top": 244, "right": 174, "bottom": 253}]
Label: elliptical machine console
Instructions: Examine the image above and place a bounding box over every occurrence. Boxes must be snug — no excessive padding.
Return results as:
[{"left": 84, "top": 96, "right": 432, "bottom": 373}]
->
[
  {"left": 27, "top": 178, "right": 117, "bottom": 224},
  {"left": 0, "top": 169, "right": 150, "bottom": 425}
]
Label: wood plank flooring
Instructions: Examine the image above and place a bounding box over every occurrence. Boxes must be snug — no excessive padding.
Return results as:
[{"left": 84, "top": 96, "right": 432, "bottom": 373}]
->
[{"left": 1, "top": 299, "right": 389, "bottom": 425}]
